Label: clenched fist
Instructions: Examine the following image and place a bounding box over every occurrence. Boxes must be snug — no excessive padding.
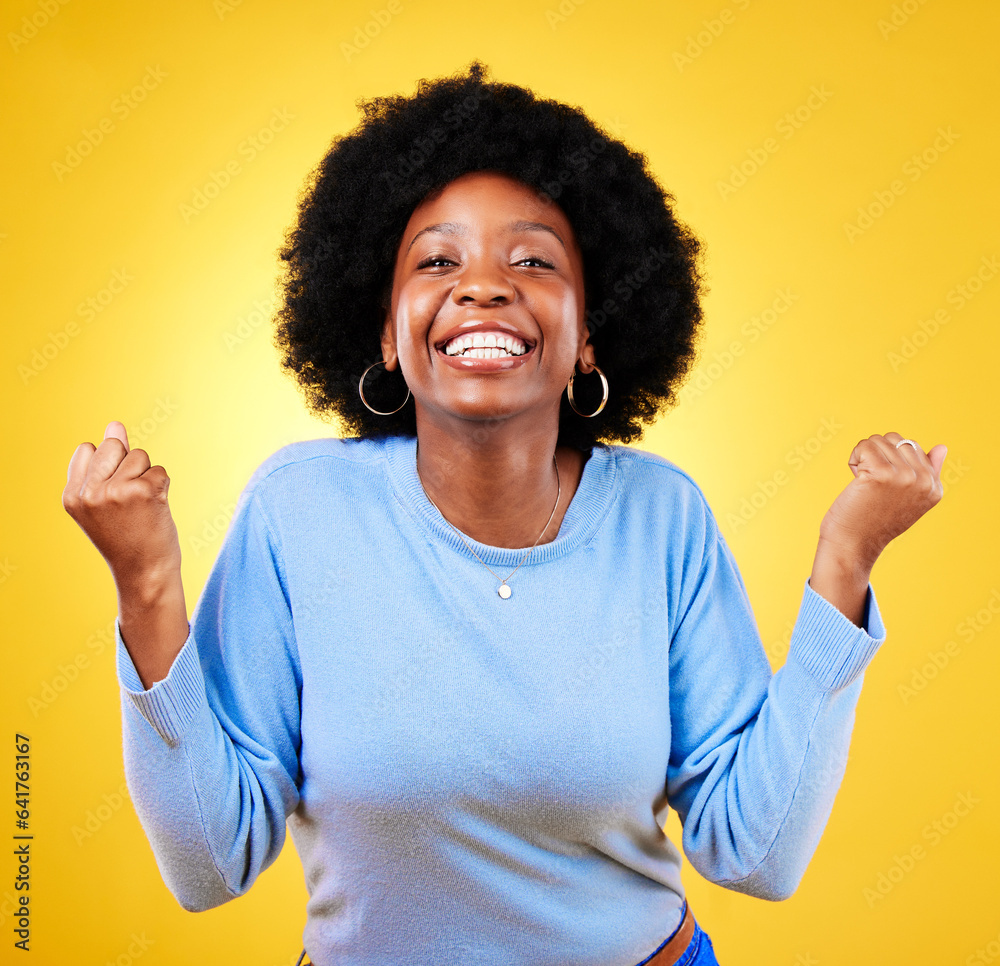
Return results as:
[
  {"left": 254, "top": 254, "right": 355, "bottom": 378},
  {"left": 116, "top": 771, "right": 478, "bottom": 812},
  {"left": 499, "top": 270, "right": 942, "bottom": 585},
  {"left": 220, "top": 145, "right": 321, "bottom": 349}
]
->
[
  {"left": 63, "top": 421, "right": 189, "bottom": 688},
  {"left": 807, "top": 431, "right": 946, "bottom": 627},
  {"left": 62, "top": 421, "right": 182, "bottom": 593},
  {"left": 820, "top": 431, "right": 947, "bottom": 568}
]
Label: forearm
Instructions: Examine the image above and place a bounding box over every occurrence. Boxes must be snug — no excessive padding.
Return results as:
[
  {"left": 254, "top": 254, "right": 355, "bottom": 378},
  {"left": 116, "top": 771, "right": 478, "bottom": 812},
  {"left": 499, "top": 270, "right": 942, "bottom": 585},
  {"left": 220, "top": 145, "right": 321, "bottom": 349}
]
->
[
  {"left": 116, "top": 568, "right": 189, "bottom": 689},
  {"left": 121, "top": 691, "right": 239, "bottom": 911},
  {"left": 673, "top": 574, "right": 886, "bottom": 899},
  {"left": 699, "top": 663, "right": 863, "bottom": 900},
  {"left": 809, "top": 537, "right": 874, "bottom": 628},
  {"left": 116, "top": 622, "right": 297, "bottom": 911}
]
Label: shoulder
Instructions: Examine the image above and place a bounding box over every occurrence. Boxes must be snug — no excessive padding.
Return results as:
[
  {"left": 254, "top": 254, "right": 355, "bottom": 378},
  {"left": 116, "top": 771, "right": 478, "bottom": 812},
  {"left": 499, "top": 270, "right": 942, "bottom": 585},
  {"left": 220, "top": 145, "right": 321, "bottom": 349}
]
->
[
  {"left": 242, "top": 436, "right": 391, "bottom": 499},
  {"left": 601, "top": 443, "right": 724, "bottom": 557},
  {"left": 603, "top": 443, "right": 714, "bottom": 512}
]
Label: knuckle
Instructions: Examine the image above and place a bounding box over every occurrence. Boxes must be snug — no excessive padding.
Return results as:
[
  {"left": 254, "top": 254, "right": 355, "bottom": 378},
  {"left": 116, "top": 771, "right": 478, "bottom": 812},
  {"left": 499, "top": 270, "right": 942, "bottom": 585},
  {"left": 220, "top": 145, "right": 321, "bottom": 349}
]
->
[
  {"left": 103, "top": 482, "right": 129, "bottom": 506},
  {"left": 79, "top": 488, "right": 102, "bottom": 510}
]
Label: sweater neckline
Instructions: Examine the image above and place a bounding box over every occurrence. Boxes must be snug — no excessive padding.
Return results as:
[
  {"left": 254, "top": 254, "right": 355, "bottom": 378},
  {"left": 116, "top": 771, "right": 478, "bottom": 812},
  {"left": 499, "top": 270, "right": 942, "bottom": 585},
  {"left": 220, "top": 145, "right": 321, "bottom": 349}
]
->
[{"left": 383, "top": 435, "right": 616, "bottom": 566}]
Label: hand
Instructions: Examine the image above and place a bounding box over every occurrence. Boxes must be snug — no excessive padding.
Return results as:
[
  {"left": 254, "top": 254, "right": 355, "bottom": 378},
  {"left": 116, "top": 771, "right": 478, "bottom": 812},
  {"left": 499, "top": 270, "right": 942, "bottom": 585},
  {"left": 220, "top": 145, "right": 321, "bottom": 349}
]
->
[
  {"left": 819, "top": 432, "right": 947, "bottom": 569},
  {"left": 62, "top": 421, "right": 182, "bottom": 591}
]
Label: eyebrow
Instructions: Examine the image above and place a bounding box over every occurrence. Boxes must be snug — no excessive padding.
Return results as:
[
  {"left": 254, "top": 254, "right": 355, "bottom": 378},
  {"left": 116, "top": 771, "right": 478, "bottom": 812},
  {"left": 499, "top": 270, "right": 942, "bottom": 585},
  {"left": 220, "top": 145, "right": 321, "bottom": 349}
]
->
[{"left": 406, "top": 220, "right": 566, "bottom": 253}]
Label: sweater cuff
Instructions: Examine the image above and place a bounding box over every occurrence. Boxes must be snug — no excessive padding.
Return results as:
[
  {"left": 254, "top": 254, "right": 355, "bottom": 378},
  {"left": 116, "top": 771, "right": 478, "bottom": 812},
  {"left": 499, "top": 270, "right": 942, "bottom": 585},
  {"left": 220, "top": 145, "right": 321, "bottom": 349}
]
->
[
  {"left": 787, "top": 577, "right": 887, "bottom": 691},
  {"left": 115, "top": 617, "right": 207, "bottom": 747}
]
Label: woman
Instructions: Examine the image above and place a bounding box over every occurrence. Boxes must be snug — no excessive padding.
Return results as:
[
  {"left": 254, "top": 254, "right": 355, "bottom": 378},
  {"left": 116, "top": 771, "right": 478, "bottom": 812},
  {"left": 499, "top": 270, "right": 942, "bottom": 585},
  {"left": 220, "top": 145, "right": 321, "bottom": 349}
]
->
[{"left": 62, "top": 63, "right": 945, "bottom": 965}]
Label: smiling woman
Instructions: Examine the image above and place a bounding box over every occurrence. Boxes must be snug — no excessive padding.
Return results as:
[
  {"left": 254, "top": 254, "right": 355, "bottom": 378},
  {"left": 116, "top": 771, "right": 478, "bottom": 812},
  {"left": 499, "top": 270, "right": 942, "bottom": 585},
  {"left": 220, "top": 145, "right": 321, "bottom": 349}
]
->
[
  {"left": 380, "top": 170, "right": 595, "bottom": 549},
  {"left": 61, "top": 61, "right": 946, "bottom": 966},
  {"left": 274, "top": 61, "right": 705, "bottom": 456}
]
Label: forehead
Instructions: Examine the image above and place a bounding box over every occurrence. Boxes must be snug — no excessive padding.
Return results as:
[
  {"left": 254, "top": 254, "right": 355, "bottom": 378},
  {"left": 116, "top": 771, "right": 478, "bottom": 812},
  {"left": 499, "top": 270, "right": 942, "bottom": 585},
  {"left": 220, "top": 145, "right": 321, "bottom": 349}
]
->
[{"left": 402, "top": 170, "right": 575, "bottom": 239}]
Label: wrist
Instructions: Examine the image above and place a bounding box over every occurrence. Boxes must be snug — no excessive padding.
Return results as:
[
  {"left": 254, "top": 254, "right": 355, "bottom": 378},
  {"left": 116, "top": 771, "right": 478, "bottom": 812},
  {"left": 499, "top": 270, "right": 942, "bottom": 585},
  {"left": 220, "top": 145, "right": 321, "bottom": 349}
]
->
[
  {"left": 815, "top": 528, "right": 878, "bottom": 578},
  {"left": 114, "top": 569, "right": 189, "bottom": 690},
  {"left": 114, "top": 564, "right": 185, "bottom": 613},
  {"left": 810, "top": 538, "right": 873, "bottom": 628}
]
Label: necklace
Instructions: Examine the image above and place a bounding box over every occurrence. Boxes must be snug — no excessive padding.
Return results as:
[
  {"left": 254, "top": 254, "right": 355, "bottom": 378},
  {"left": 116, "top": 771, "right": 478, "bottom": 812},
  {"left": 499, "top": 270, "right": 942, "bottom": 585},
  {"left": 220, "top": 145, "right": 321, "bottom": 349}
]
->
[{"left": 416, "top": 446, "right": 561, "bottom": 599}]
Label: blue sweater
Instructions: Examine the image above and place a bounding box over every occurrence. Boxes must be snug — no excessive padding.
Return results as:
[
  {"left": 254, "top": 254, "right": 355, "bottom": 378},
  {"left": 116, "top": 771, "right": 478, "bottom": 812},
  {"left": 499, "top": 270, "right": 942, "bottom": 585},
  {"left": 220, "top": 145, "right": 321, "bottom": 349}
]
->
[{"left": 116, "top": 435, "right": 886, "bottom": 965}]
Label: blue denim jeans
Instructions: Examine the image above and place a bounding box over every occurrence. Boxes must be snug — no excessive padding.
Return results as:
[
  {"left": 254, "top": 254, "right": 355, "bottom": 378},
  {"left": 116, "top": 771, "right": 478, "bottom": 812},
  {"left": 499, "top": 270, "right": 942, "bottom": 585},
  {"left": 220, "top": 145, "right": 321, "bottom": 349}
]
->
[{"left": 635, "top": 904, "right": 720, "bottom": 966}]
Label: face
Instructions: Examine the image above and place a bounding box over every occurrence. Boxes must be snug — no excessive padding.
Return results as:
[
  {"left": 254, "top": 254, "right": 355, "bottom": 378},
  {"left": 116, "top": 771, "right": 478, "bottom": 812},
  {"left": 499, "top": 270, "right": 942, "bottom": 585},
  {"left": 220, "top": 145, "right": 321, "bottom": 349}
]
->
[{"left": 381, "top": 170, "right": 594, "bottom": 434}]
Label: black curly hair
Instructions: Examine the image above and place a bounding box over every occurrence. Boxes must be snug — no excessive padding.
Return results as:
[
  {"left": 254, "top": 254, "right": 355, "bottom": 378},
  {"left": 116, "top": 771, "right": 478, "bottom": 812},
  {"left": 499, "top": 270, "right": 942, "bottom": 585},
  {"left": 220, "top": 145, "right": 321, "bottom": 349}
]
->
[{"left": 274, "top": 61, "right": 706, "bottom": 451}]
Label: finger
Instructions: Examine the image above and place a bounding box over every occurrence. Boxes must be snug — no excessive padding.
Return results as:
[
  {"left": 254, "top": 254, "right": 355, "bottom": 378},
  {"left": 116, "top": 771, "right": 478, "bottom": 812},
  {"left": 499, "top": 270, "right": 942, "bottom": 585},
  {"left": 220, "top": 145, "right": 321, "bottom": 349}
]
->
[
  {"left": 888, "top": 435, "right": 946, "bottom": 493},
  {"left": 883, "top": 430, "right": 924, "bottom": 457},
  {"left": 64, "top": 442, "right": 96, "bottom": 506},
  {"left": 82, "top": 434, "right": 130, "bottom": 488},
  {"left": 112, "top": 446, "right": 153, "bottom": 483},
  {"left": 878, "top": 432, "right": 925, "bottom": 472},
  {"left": 848, "top": 436, "right": 893, "bottom": 478},
  {"left": 104, "top": 420, "right": 130, "bottom": 454},
  {"left": 143, "top": 465, "right": 172, "bottom": 502},
  {"left": 928, "top": 443, "right": 948, "bottom": 477}
]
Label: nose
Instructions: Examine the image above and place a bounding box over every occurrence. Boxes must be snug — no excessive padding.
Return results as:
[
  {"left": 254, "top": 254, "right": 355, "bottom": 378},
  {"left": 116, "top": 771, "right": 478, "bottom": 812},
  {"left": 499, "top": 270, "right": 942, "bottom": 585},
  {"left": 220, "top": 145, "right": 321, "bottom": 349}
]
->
[{"left": 451, "top": 256, "right": 516, "bottom": 305}]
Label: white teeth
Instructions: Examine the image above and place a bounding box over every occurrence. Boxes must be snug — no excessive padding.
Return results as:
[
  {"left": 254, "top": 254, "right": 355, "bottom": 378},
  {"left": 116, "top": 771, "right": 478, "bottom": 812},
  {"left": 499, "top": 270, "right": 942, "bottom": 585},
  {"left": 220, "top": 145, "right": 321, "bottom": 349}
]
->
[
  {"left": 443, "top": 333, "right": 528, "bottom": 356},
  {"left": 465, "top": 347, "right": 504, "bottom": 358}
]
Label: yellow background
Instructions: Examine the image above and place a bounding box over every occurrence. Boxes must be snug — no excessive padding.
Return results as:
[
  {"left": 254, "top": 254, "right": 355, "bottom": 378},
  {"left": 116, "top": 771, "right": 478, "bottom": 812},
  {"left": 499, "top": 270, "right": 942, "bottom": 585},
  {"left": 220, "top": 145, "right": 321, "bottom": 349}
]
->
[{"left": 2, "top": 0, "right": 997, "bottom": 962}]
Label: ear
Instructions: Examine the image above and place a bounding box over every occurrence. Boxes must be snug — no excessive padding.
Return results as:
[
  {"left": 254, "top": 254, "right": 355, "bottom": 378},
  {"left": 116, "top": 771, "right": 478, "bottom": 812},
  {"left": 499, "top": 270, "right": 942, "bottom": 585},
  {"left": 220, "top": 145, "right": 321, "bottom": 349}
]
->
[
  {"left": 380, "top": 309, "right": 398, "bottom": 371},
  {"left": 576, "top": 324, "right": 597, "bottom": 374}
]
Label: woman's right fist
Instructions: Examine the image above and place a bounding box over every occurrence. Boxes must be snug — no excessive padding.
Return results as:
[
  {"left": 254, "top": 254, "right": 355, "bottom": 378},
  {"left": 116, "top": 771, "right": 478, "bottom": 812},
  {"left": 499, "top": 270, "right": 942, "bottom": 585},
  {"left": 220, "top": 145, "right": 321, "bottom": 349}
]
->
[{"left": 62, "top": 421, "right": 182, "bottom": 589}]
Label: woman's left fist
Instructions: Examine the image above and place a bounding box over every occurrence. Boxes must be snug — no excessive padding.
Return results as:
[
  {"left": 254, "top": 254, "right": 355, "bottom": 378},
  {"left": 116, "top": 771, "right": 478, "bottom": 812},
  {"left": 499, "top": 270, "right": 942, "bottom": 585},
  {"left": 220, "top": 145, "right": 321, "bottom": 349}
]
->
[{"left": 819, "top": 432, "right": 947, "bottom": 568}]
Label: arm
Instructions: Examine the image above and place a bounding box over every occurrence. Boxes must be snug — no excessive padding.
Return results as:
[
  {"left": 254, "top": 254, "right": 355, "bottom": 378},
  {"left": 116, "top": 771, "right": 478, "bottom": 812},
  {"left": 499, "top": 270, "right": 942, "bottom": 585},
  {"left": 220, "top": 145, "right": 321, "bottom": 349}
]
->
[
  {"left": 666, "top": 519, "right": 885, "bottom": 901},
  {"left": 64, "top": 421, "right": 302, "bottom": 910},
  {"left": 809, "top": 431, "right": 947, "bottom": 627},
  {"left": 63, "top": 420, "right": 190, "bottom": 688},
  {"left": 116, "top": 485, "right": 301, "bottom": 911},
  {"left": 667, "top": 431, "right": 945, "bottom": 899}
]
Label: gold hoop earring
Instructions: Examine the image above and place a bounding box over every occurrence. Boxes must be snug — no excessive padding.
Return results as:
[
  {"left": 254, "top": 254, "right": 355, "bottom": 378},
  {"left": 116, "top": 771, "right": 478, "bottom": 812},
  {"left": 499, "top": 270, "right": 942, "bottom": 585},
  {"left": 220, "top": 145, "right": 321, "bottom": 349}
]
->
[
  {"left": 566, "top": 364, "right": 608, "bottom": 417},
  {"left": 359, "top": 360, "right": 411, "bottom": 415}
]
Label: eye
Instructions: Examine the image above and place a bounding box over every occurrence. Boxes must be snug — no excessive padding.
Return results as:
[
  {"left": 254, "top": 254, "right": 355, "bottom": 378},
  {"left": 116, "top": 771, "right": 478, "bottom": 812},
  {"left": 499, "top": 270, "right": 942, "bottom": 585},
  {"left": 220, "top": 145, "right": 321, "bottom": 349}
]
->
[
  {"left": 516, "top": 256, "right": 556, "bottom": 269},
  {"left": 416, "top": 255, "right": 455, "bottom": 269}
]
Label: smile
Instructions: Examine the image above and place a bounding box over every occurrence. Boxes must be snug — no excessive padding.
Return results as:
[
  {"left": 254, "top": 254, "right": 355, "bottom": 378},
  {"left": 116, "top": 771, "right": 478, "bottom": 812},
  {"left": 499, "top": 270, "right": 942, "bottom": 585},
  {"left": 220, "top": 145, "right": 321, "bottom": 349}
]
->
[{"left": 442, "top": 332, "right": 528, "bottom": 357}]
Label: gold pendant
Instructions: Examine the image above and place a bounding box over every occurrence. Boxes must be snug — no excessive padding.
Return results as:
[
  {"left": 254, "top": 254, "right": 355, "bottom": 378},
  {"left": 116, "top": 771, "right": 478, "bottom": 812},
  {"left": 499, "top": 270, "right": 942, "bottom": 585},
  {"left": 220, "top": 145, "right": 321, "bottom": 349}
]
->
[{"left": 498, "top": 583, "right": 512, "bottom": 599}]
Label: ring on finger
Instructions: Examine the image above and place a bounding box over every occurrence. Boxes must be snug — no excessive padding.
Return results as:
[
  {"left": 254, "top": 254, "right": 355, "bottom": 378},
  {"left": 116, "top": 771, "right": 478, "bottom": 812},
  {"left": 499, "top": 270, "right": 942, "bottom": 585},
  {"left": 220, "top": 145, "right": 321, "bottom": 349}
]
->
[{"left": 895, "top": 438, "right": 921, "bottom": 451}]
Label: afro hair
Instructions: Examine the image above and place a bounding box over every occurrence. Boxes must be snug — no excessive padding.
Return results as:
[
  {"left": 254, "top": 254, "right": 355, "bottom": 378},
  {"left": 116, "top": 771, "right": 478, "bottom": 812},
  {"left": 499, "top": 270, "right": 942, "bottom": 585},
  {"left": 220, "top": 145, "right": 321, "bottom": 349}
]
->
[{"left": 274, "top": 60, "right": 706, "bottom": 451}]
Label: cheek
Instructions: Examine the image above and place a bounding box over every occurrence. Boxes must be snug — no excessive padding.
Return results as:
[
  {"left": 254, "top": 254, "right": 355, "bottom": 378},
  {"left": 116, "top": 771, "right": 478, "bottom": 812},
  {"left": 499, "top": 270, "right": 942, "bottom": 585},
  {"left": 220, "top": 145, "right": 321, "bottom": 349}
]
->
[
  {"left": 393, "top": 283, "right": 441, "bottom": 344},
  {"left": 539, "top": 287, "right": 584, "bottom": 344}
]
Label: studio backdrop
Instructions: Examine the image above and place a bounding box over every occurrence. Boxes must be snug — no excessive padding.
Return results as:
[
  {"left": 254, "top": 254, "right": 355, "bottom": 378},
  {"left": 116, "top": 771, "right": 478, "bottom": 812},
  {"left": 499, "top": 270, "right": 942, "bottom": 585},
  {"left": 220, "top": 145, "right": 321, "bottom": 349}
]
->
[{"left": 1, "top": 1, "right": 997, "bottom": 963}]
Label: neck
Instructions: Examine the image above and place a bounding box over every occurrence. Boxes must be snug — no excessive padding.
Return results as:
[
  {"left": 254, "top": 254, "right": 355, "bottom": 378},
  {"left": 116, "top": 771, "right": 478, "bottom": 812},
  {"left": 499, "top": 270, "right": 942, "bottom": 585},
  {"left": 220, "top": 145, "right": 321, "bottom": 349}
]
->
[{"left": 414, "top": 413, "right": 574, "bottom": 549}]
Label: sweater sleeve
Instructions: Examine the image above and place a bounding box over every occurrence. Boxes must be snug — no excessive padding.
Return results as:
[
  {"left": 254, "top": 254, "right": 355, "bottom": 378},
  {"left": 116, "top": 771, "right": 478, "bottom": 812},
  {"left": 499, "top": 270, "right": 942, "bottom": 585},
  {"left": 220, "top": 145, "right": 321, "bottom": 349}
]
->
[
  {"left": 115, "top": 482, "right": 302, "bottom": 912},
  {"left": 665, "top": 496, "right": 886, "bottom": 901}
]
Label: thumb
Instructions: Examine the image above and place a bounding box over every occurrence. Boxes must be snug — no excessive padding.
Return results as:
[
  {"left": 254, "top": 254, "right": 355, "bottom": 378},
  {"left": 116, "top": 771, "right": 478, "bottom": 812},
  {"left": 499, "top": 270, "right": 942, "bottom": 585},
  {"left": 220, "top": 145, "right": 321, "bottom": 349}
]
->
[
  {"left": 928, "top": 443, "right": 947, "bottom": 476},
  {"left": 104, "top": 420, "right": 129, "bottom": 454}
]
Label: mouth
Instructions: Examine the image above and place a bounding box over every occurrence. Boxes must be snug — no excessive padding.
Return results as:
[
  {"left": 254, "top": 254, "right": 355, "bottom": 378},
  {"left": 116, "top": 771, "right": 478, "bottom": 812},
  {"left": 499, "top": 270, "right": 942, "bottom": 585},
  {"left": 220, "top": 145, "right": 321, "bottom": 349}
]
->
[{"left": 436, "top": 331, "right": 533, "bottom": 359}]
